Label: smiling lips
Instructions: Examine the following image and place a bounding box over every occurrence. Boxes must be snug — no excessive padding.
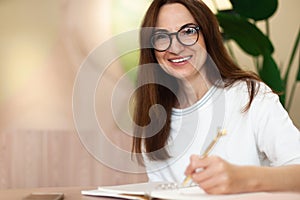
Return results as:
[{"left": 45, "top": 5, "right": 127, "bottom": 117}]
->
[{"left": 168, "top": 55, "right": 192, "bottom": 64}]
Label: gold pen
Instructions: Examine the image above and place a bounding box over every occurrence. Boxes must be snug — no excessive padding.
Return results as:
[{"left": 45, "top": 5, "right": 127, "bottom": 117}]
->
[{"left": 182, "top": 128, "right": 227, "bottom": 187}]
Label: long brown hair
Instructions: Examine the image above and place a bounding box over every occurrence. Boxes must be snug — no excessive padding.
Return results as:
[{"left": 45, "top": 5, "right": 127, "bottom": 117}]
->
[{"left": 132, "top": 0, "right": 261, "bottom": 162}]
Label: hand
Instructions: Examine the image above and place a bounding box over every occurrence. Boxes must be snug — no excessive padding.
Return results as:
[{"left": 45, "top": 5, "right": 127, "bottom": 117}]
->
[{"left": 185, "top": 155, "right": 247, "bottom": 194}]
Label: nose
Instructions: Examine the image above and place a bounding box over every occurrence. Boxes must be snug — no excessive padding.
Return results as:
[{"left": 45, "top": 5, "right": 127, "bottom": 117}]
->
[{"left": 168, "top": 35, "right": 185, "bottom": 54}]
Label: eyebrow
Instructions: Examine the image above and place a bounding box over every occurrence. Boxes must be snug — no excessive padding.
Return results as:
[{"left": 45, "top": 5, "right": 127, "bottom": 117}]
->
[
  {"left": 153, "top": 28, "right": 168, "bottom": 34},
  {"left": 153, "top": 23, "right": 198, "bottom": 33}
]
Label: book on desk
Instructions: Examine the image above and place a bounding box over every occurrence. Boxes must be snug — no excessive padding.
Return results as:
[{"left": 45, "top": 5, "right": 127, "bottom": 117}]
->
[{"left": 81, "top": 181, "right": 265, "bottom": 200}]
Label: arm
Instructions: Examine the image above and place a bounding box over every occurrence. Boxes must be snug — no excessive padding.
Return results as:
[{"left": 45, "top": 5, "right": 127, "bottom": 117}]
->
[{"left": 185, "top": 155, "right": 300, "bottom": 194}]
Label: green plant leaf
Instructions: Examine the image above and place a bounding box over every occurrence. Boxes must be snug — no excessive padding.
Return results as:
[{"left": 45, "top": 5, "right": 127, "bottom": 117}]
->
[
  {"left": 216, "top": 12, "right": 274, "bottom": 56},
  {"left": 259, "top": 54, "right": 285, "bottom": 105},
  {"left": 230, "top": 0, "right": 278, "bottom": 21}
]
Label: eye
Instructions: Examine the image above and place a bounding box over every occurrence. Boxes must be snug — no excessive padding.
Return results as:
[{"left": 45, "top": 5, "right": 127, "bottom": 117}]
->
[
  {"left": 152, "top": 33, "right": 169, "bottom": 42},
  {"left": 181, "top": 27, "right": 197, "bottom": 36}
]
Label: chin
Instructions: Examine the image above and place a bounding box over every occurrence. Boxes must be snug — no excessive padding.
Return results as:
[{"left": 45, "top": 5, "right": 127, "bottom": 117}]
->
[{"left": 168, "top": 70, "right": 196, "bottom": 80}]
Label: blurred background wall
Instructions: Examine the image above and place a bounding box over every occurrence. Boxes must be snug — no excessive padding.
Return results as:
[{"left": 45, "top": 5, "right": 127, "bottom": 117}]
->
[{"left": 0, "top": 0, "right": 299, "bottom": 189}]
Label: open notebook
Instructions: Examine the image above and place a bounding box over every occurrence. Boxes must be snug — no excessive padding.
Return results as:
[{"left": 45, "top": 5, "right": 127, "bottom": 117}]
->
[{"left": 81, "top": 182, "right": 262, "bottom": 200}]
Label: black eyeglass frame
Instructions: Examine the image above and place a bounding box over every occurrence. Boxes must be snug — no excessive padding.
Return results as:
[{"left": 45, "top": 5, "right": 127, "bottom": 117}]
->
[{"left": 150, "top": 23, "right": 201, "bottom": 52}]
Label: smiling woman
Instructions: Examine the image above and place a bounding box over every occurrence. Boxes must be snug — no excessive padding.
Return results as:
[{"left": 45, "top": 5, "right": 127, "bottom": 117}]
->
[{"left": 132, "top": 0, "right": 300, "bottom": 195}]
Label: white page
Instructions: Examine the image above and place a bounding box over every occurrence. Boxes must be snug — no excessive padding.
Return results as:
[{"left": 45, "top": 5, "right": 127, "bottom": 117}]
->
[
  {"left": 81, "top": 182, "right": 268, "bottom": 200},
  {"left": 151, "top": 186, "right": 268, "bottom": 200}
]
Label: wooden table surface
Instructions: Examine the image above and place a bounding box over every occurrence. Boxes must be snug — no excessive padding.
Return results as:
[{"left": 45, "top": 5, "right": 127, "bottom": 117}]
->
[
  {"left": 0, "top": 186, "right": 111, "bottom": 200},
  {"left": 1, "top": 186, "right": 300, "bottom": 200}
]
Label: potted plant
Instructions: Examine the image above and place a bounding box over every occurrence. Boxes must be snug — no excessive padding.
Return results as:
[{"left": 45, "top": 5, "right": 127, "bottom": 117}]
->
[{"left": 215, "top": 0, "right": 299, "bottom": 111}]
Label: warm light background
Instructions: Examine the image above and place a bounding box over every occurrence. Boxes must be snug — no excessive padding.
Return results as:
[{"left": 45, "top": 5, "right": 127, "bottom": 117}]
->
[{"left": 0, "top": 0, "right": 299, "bottom": 189}]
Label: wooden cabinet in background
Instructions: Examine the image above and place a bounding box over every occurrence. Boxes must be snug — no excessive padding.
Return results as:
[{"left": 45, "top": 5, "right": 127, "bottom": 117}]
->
[{"left": 0, "top": 130, "right": 147, "bottom": 189}]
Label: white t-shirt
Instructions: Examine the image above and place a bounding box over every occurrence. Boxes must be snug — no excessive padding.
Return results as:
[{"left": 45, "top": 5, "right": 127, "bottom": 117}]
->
[{"left": 144, "top": 81, "right": 300, "bottom": 183}]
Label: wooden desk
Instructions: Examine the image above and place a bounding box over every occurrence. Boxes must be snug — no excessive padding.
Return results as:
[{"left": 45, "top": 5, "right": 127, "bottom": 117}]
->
[
  {"left": 0, "top": 187, "right": 110, "bottom": 200},
  {"left": 1, "top": 186, "right": 300, "bottom": 200}
]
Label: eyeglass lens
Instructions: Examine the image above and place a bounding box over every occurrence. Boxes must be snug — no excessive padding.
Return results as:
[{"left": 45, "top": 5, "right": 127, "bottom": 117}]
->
[{"left": 151, "top": 25, "right": 199, "bottom": 52}]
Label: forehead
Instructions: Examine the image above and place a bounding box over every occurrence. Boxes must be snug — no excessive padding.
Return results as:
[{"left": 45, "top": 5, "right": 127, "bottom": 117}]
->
[{"left": 155, "top": 3, "right": 197, "bottom": 31}]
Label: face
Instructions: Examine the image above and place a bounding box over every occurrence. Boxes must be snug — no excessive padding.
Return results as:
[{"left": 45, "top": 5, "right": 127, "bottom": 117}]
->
[{"left": 154, "top": 3, "right": 207, "bottom": 81}]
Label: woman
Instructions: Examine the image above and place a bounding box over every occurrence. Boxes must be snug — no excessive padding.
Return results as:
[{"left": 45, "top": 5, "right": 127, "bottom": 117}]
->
[{"left": 132, "top": 0, "right": 300, "bottom": 194}]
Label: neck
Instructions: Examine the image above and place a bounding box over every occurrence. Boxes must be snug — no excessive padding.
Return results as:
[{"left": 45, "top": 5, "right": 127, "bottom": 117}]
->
[{"left": 176, "top": 73, "right": 210, "bottom": 109}]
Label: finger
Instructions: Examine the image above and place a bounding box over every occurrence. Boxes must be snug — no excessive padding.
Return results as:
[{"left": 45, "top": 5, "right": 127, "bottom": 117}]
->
[
  {"left": 185, "top": 155, "right": 209, "bottom": 175},
  {"left": 191, "top": 161, "right": 218, "bottom": 183},
  {"left": 185, "top": 155, "right": 217, "bottom": 176},
  {"left": 198, "top": 174, "right": 227, "bottom": 194},
  {"left": 185, "top": 155, "right": 200, "bottom": 175}
]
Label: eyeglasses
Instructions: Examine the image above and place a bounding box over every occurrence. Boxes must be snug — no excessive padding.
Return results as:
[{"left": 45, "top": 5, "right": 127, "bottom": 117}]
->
[{"left": 151, "top": 23, "right": 201, "bottom": 52}]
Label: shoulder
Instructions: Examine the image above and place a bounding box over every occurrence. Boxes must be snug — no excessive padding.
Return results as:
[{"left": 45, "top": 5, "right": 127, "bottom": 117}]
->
[
  {"left": 225, "top": 80, "right": 277, "bottom": 100},
  {"left": 223, "top": 80, "right": 280, "bottom": 111}
]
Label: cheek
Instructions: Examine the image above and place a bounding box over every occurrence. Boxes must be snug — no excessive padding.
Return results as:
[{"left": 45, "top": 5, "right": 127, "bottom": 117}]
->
[
  {"left": 154, "top": 51, "right": 165, "bottom": 64},
  {"left": 194, "top": 32, "right": 206, "bottom": 50},
  {"left": 195, "top": 49, "right": 207, "bottom": 67},
  {"left": 195, "top": 39, "right": 207, "bottom": 62},
  {"left": 197, "top": 36, "right": 206, "bottom": 51}
]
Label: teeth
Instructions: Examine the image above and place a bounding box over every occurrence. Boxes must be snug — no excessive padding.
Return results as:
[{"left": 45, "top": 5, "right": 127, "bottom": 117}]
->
[{"left": 170, "top": 56, "right": 191, "bottom": 63}]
